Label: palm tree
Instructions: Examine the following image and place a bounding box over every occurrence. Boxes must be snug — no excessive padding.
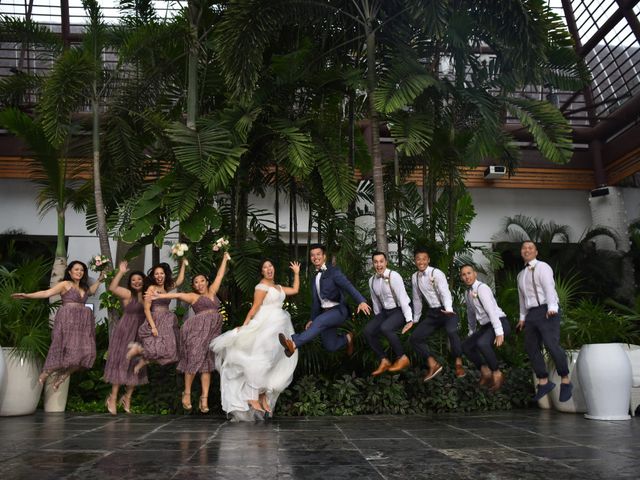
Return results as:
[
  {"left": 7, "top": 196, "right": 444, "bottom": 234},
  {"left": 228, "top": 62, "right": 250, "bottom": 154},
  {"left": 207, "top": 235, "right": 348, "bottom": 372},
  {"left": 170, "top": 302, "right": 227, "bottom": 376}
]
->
[{"left": 0, "top": 108, "right": 89, "bottom": 290}]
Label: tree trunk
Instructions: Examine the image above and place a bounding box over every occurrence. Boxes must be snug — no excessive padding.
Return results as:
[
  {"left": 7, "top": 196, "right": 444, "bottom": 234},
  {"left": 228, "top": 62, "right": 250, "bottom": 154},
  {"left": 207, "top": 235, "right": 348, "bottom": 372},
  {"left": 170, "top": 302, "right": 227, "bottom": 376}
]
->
[
  {"left": 186, "top": 1, "right": 199, "bottom": 130},
  {"left": 49, "top": 208, "right": 67, "bottom": 326},
  {"left": 365, "top": 22, "right": 388, "bottom": 254}
]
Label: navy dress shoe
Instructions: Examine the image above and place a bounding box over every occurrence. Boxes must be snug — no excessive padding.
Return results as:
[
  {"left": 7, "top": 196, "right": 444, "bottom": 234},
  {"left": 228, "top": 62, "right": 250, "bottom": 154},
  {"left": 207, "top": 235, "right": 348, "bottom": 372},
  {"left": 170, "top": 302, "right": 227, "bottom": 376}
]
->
[
  {"left": 559, "top": 382, "right": 573, "bottom": 402},
  {"left": 533, "top": 381, "right": 556, "bottom": 402}
]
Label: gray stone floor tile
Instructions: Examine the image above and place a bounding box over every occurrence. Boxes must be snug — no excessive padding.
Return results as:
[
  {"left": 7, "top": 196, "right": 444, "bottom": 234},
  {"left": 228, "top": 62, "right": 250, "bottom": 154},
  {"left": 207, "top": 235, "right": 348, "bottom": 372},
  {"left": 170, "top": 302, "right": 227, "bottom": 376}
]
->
[{"left": 0, "top": 410, "right": 637, "bottom": 479}]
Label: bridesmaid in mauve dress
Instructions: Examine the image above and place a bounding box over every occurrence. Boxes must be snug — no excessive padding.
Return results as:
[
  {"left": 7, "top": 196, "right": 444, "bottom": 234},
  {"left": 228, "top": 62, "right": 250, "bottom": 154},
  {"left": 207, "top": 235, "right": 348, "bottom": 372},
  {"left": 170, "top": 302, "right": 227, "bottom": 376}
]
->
[
  {"left": 126, "top": 260, "right": 187, "bottom": 374},
  {"left": 153, "top": 251, "right": 230, "bottom": 413},
  {"left": 12, "top": 261, "right": 103, "bottom": 390},
  {"left": 103, "top": 261, "right": 148, "bottom": 415}
]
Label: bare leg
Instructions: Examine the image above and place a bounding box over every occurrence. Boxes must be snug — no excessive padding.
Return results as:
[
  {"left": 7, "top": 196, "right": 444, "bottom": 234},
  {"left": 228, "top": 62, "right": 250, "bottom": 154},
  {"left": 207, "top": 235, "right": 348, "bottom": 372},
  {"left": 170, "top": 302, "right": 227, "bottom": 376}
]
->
[
  {"left": 248, "top": 399, "right": 264, "bottom": 412},
  {"left": 53, "top": 367, "right": 77, "bottom": 391},
  {"left": 126, "top": 342, "right": 143, "bottom": 361},
  {"left": 182, "top": 373, "right": 195, "bottom": 410},
  {"left": 106, "top": 384, "right": 119, "bottom": 415},
  {"left": 259, "top": 392, "right": 271, "bottom": 413},
  {"left": 119, "top": 385, "right": 134, "bottom": 413},
  {"left": 199, "top": 373, "right": 210, "bottom": 413},
  {"left": 133, "top": 359, "right": 148, "bottom": 375}
]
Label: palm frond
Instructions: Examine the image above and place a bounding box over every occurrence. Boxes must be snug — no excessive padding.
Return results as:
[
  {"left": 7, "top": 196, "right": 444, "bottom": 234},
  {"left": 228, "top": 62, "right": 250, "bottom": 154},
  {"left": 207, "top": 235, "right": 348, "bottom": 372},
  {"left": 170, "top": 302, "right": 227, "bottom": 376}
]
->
[
  {"left": 166, "top": 118, "right": 243, "bottom": 194},
  {"left": 374, "top": 59, "right": 437, "bottom": 114},
  {"left": 387, "top": 111, "right": 434, "bottom": 157},
  {"left": 40, "top": 47, "right": 95, "bottom": 147},
  {"left": 316, "top": 149, "right": 357, "bottom": 211},
  {"left": 505, "top": 97, "right": 573, "bottom": 164}
]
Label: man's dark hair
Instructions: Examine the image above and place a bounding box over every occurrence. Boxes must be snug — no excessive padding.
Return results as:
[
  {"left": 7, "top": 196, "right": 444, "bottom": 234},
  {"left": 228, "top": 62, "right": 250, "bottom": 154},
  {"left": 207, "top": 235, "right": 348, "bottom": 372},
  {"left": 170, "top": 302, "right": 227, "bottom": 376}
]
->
[
  {"left": 459, "top": 264, "right": 476, "bottom": 272},
  {"left": 309, "top": 244, "right": 326, "bottom": 254},
  {"left": 371, "top": 251, "right": 387, "bottom": 261},
  {"left": 413, "top": 247, "right": 429, "bottom": 257}
]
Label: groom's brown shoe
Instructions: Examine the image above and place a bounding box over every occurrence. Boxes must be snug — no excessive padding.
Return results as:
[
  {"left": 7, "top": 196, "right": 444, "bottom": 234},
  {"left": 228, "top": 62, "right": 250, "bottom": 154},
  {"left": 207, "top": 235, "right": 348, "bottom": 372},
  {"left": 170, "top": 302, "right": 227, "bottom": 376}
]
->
[
  {"left": 388, "top": 355, "right": 410, "bottom": 373},
  {"left": 278, "top": 333, "right": 296, "bottom": 358},
  {"left": 372, "top": 358, "right": 392, "bottom": 376}
]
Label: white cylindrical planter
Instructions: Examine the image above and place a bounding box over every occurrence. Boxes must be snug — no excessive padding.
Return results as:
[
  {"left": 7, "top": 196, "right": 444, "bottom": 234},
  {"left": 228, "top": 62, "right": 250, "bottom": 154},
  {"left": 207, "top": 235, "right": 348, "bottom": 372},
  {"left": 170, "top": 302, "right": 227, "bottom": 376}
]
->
[
  {"left": 549, "top": 350, "right": 587, "bottom": 413},
  {"left": 0, "top": 347, "right": 7, "bottom": 401},
  {"left": 0, "top": 348, "right": 43, "bottom": 416},
  {"left": 577, "top": 343, "right": 632, "bottom": 421},
  {"left": 44, "top": 374, "right": 70, "bottom": 412}
]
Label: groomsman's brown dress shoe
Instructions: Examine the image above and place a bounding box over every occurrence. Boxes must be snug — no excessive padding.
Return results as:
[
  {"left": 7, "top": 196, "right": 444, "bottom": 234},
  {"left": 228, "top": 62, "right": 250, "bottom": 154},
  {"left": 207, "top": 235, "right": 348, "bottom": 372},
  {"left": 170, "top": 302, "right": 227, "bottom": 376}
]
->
[
  {"left": 278, "top": 333, "right": 296, "bottom": 357},
  {"left": 372, "top": 358, "right": 392, "bottom": 376},
  {"left": 454, "top": 363, "right": 466, "bottom": 378},
  {"left": 423, "top": 362, "right": 443, "bottom": 382},
  {"left": 388, "top": 355, "right": 410, "bottom": 373},
  {"left": 345, "top": 332, "right": 354, "bottom": 356},
  {"left": 489, "top": 371, "right": 505, "bottom": 392},
  {"left": 479, "top": 370, "right": 493, "bottom": 388}
]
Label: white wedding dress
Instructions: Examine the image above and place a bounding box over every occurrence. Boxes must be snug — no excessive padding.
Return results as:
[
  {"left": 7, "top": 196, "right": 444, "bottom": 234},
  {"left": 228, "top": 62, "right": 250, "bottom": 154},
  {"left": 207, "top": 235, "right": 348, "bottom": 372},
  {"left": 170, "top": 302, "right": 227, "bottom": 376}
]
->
[{"left": 210, "top": 283, "right": 298, "bottom": 421}]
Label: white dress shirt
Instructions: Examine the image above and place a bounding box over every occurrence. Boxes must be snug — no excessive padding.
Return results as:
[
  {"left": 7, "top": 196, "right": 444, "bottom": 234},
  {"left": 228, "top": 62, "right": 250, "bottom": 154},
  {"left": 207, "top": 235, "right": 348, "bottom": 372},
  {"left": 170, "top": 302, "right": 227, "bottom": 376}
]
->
[
  {"left": 517, "top": 259, "right": 559, "bottom": 321},
  {"left": 369, "top": 269, "right": 412, "bottom": 323},
  {"left": 465, "top": 280, "right": 506, "bottom": 336},
  {"left": 411, "top": 266, "right": 453, "bottom": 322},
  {"left": 315, "top": 264, "right": 339, "bottom": 309}
]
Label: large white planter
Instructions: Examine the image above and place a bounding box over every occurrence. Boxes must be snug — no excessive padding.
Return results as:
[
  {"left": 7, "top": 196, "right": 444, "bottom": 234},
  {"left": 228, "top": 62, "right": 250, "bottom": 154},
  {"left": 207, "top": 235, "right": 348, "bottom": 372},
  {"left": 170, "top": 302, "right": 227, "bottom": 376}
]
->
[
  {"left": 0, "top": 347, "right": 7, "bottom": 400},
  {"left": 44, "top": 374, "right": 70, "bottom": 412},
  {"left": 577, "top": 343, "right": 632, "bottom": 421},
  {"left": 0, "top": 347, "right": 43, "bottom": 416},
  {"left": 549, "top": 350, "right": 587, "bottom": 413}
]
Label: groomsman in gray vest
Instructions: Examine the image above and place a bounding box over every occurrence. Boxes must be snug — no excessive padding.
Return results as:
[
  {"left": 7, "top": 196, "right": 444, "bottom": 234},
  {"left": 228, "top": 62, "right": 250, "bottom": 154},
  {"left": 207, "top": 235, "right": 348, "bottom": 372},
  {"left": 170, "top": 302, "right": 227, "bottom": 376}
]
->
[
  {"left": 517, "top": 240, "right": 572, "bottom": 402},
  {"left": 460, "top": 264, "right": 510, "bottom": 391},
  {"left": 403, "top": 248, "right": 465, "bottom": 381},
  {"left": 364, "top": 251, "right": 412, "bottom": 376}
]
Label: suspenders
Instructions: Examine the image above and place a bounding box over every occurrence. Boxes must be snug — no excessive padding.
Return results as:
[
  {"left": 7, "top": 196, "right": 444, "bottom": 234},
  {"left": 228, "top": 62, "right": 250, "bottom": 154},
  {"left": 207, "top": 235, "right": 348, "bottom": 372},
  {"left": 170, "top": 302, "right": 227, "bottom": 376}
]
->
[{"left": 370, "top": 272, "right": 400, "bottom": 309}]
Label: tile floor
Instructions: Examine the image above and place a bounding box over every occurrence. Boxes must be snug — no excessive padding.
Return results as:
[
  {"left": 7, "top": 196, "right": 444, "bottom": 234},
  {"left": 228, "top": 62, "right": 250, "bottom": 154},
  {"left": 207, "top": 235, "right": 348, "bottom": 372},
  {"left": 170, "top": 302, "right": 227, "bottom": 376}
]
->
[{"left": 0, "top": 410, "right": 638, "bottom": 479}]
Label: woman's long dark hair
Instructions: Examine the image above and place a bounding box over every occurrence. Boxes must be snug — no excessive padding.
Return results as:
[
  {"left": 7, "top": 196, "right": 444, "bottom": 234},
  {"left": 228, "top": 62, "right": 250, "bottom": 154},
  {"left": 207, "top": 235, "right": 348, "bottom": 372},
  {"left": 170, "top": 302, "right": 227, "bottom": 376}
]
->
[
  {"left": 127, "top": 271, "right": 146, "bottom": 294},
  {"left": 62, "top": 261, "right": 90, "bottom": 292},
  {"left": 144, "top": 263, "right": 174, "bottom": 293}
]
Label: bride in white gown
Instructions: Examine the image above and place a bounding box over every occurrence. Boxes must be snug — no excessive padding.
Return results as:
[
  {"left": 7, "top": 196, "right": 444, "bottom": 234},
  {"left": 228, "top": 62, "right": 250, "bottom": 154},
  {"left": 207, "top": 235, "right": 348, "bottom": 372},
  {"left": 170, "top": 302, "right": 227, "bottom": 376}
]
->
[{"left": 210, "top": 259, "right": 300, "bottom": 421}]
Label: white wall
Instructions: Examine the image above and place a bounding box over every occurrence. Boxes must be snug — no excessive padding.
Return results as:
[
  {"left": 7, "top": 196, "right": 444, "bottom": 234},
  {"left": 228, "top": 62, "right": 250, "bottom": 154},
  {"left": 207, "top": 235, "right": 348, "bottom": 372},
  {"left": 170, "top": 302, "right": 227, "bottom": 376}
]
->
[{"left": 468, "top": 188, "right": 593, "bottom": 246}]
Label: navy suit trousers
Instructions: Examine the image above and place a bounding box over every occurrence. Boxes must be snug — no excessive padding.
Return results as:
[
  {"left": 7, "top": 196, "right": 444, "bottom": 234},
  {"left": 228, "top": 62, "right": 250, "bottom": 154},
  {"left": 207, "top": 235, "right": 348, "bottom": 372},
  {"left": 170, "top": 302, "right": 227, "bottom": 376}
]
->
[{"left": 292, "top": 304, "right": 349, "bottom": 352}]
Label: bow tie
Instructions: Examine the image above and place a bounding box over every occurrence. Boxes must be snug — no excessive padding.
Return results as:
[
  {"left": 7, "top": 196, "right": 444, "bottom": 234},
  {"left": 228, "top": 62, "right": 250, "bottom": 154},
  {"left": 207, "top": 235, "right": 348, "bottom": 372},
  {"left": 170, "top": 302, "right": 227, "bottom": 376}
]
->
[{"left": 376, "top": 274, "right": 386, "bottom": 279}]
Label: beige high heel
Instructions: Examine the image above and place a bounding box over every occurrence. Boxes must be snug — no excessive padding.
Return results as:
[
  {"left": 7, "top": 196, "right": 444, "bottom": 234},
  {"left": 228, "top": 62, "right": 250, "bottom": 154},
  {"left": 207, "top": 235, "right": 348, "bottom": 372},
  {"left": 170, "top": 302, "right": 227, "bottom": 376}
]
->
[
  {"left": 182, "top": 391, "right": 193, "bottom": 411},
  {"left": 106, "top": 395, "right": 117, "bottom": 415},
  {"left": 199, "top": 396, "right": 209, "bottom": 414},
  {"left": 118, "top": 394, "right": 132, "bottom": 414}
]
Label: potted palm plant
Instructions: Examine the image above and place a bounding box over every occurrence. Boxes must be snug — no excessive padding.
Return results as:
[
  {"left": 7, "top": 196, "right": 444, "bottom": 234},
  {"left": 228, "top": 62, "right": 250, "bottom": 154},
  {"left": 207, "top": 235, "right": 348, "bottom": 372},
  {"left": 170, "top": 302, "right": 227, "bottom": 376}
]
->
[{"left": 0, "top": 259, "right": 52, "bottom": 416}]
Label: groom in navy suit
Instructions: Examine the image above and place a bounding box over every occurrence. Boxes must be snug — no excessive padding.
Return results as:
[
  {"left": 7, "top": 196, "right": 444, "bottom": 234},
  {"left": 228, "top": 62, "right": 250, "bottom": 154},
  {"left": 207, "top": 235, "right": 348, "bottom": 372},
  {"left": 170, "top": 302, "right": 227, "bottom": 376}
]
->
[{"left": 279, "top": 244, "right": 371, "bottom": 356}]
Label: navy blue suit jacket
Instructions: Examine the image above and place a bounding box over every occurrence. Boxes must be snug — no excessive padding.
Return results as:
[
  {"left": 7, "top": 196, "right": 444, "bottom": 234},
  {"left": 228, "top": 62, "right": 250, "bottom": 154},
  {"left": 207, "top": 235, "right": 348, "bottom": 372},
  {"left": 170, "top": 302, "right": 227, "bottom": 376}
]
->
[{"left": 311, "top": 266, "right": 366, "bottom": 320}]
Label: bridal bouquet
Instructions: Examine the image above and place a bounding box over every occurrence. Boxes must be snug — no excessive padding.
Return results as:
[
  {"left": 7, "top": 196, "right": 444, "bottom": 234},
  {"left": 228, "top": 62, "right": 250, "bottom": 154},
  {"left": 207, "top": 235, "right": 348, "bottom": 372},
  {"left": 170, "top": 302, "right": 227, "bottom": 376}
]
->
[
  {"left": 170, "top": 242, "right": 189, "bottom": 260},
  {"left": 89, "top": 254, "right": 110, "bottom": 272},
  {"left": 212, "top": 237, "right": 230, "bottom": 252}
]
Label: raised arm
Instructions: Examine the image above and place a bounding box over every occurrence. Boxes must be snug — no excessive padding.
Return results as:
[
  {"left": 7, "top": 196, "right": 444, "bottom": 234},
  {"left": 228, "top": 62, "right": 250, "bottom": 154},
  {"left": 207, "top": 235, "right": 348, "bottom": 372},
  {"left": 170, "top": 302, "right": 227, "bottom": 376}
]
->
[
  {"left": 281, "top": 261, "right": 300, "bottom": 296},
  {"left": 209, "top": 252, "right": 231, "bottom": 296},
  {"left": 242, "top": 286, "right": 269, "bottom": 326},
  {"left": 109, "top": 261, "right": 132, "bottom": 301},
  {"left": 87, "top": 272, "right": 106, "bottom": 296},
  {"left": 150, "top": 291, "right": 199, "bottom": 304},
  {"left": 11, "top": 281, "right": 68, "bottom": 300},
  {"left": 143, "top": 286, "right": 159, "bottom": 336},
  {"left": 174, "top": 258, "right": 188, "bottom": 288}
]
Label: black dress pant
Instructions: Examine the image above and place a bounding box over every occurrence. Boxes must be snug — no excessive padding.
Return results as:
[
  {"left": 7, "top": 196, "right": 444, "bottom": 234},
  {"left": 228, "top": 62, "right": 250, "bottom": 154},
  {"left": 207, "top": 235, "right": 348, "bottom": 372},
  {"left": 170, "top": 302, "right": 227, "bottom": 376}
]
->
[
  {"left": 363, "top": 307, "right": 406, "bottom": 359},
  {"left": 409, "top": 308, "right": 463, "bottom": 360},
  {"left": 462, "top": 317, "right": 510, "bottom": 371},
  {"left": 523, "top": 305, "right": 569, "bottom": 378}
]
